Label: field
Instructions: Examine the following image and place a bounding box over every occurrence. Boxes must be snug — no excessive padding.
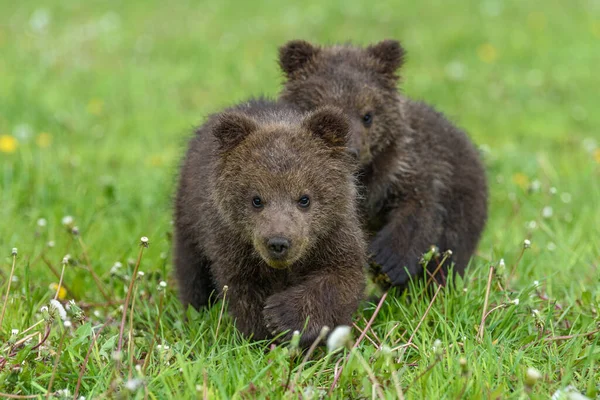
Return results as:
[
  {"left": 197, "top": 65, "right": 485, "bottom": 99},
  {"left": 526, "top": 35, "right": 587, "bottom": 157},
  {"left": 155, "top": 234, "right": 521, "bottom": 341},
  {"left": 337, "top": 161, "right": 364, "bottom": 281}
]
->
[{"left": 1, "top": 0, "right": 599, "bottom": 398}]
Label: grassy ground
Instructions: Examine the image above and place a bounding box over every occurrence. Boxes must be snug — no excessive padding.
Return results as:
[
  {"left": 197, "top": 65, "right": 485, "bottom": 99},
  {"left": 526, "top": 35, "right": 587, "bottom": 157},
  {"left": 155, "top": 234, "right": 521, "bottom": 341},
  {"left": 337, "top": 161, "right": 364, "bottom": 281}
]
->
[{"left": 1, "top": 0, "right": 599, "bottom": 398}]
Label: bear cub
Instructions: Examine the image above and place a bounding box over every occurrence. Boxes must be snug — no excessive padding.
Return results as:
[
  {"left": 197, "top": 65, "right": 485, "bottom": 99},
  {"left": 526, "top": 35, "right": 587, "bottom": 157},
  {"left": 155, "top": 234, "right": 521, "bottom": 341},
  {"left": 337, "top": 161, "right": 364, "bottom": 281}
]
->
[
  {"left": 279, "top": 40, "right": 488, "bottom": 288},
  {"left": 174, "top": 98, "right": 366, "bottom": 346}
]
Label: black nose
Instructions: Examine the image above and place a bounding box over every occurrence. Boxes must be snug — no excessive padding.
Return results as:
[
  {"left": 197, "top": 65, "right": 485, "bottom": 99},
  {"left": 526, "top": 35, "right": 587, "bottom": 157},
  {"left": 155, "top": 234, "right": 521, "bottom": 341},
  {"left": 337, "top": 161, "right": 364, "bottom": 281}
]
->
[{"left": 267, "top": 237, "right": 290, "bottom": 258}]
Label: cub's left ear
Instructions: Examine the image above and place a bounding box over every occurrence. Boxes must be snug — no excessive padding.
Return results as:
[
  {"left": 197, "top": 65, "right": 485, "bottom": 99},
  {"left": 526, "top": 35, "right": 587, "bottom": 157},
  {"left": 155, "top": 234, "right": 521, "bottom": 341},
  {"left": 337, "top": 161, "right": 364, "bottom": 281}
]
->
[
  {"left": 279, "top": 40, "right": 321, "bottom": 79},
  {"left": 303, "top": 106, "right": 349, "bottom": 149},
  {"left": 366, "top": 39, "right": 406, "bottom": 78}
]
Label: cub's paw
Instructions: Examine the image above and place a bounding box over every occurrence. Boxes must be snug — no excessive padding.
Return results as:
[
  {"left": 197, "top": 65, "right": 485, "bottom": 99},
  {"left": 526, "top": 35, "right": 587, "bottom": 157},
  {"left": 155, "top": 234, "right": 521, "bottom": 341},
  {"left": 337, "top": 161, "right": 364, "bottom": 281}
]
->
[
  {"left": 263, "top": 293, "right": 302, "bottom": 340},
  {"left": 370, "top": 247, "right": 418, "bottom": 288}
]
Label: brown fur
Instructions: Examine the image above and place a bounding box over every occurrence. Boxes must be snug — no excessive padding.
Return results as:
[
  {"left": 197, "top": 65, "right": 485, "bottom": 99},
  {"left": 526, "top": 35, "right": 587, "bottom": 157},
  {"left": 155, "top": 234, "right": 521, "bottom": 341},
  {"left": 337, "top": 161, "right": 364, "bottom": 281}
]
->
[
  {"left": 174, "top": 98, "right": 366, "bottom": 346},
  {"left": 279, "top": 40, "right": 488, "bottom": 288}
]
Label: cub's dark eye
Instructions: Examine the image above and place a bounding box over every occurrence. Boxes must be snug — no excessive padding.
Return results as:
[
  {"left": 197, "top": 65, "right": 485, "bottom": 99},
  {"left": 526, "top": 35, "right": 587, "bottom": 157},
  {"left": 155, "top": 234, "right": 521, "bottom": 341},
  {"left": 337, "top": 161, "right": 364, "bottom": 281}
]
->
[
  {"left": 252, "top": 196, "right": 263, "bottom": 209},
  {"left": 362, "top": 112, "right": 373, "bottom": 127},
  {"left": 298, "top": 195, "right": 310, "bottom": 209}
]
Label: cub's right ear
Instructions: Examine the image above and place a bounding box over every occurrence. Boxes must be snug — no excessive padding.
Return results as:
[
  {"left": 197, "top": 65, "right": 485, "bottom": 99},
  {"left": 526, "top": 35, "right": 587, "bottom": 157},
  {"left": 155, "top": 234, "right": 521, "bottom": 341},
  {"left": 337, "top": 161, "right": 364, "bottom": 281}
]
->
[
  {"left": 278, "top": 40, "right": 320, "bottom": 78},
  {"left": 303, "top": 106, "right": 350, "bottom": 149},
  {"left": 213, "top": 112, "right": 258, "bottom": 152}
]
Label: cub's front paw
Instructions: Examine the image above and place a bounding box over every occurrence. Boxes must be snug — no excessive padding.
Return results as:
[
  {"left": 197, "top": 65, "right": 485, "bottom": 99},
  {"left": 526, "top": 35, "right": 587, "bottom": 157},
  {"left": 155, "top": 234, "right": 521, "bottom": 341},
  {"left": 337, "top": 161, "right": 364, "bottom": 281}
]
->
[
  {"left": 263, "top": 293, "right": 302, "bottom": 340},
  {"left": 370, "top": 245, "right": 419, "bottom": 288}
]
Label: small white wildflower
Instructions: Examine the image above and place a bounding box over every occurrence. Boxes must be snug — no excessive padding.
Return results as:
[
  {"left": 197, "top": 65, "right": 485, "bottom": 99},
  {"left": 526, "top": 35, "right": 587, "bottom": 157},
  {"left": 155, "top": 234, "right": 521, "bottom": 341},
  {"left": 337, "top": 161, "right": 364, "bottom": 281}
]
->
[
  {"left": 525, "top": 367, "right": 542, "bottom": 386},
  {"left": 11, "top": 276, "right": 19, "bottom": 282},
  {"left": 61, "top": 215, "right": 74, "bottom": 226},
  {"left": 463, "top": 288, "right": 468, "bottom": 292},
  {"left": 11, "top": 329, "right": 19, "bottom": 336},
  {"left": 125, "top": 378, "right": 144, "bottom": 392},
  {"left": 93, "top": 310, "right": 101, "bottom": 318},
  {"left": 549, "top": 187, "right": 557, "bottom": 195},
  {"left": 50, "top": 299, "right": 67, "bottom": 320},
  {"left": 47, "top": 240, "right": 55, "bottom": 248},
  {"left": 71, "top": 226, "right": 80, "bottom": 235},
  {"left": 135, "top": 364, "right": 142, "bottom": 372},
  {"left": 524, "top": 239, "right": 531, "bottom": 248},
  {"left": 547, "top": 242, "right": 556, "bottom": 251},
  {"left": 530, "top": 180, "right": 541, "bottom": 192},
  {"left": 56, "top": 388, "right": 71, "bottom": 398},
  {"left": 432, "top": 339, "right": 444, "bottom": 357},
  {"left": 159, "top": 281, "right": 167, "bottom": 288},
  {"left": 560, "top": 192, "right": 572, "bottom": 203},
  {"left": 551, "top": 386, "right": 591, "bottom": 400},
  {"left": 62, "top": 256, "right": 70, "bottom": 265},
  {"left": 533, "top": 280, "right": 540, "bottom": 287},
  {"left": 40, "top": 306, "right": 49, "bottom": 313},
  {"left": 160, "top": 252, "right": 167, "bottom": 259},
  {"left": 37, "top": 218, "right": 47, "bottom": 227},
  {"left": 78, "top": 397, "right": 86, "bottom": 400},
  {"left": 63, "top": 320, "right": 72, "bottom": 328},
  {"left": 528, "top": 220, "right": 537, "bottom": 229},
  {"left": 532, "top": 309, "right": 540, "bottom": 317},
  {"left": 196, "top": 385, "right": 202, "bottom": 392},
  {"left": 303, "top": 386, "right": 316, "bottom": 399},
  {"left": 542, "top": 206, "right": 553, "bottom": 218},
  {"left": 137, "top": 271, "right": 145, "bottom": 277},
  {"left": 326, "top": 325, "right": 352, "bottom": 353},
  {"left": 112, "top": 351, "right": 123, "bottom": 361},
  {"left": 12, "top": 248, "right": 17, "bottom": 256},
  {"left": 140, "top": 236, "right": 149, "bottom": 246},
  {"left": 511, "top": 298, "right": 520, "bottom": 306}
]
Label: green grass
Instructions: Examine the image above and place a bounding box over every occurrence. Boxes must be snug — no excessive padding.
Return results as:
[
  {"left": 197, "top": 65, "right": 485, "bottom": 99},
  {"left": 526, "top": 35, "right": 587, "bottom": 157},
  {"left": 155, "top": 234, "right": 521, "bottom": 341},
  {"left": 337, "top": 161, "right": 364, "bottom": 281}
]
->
[{"left": 1, "top": 0, "right": 599, "bottom": 398}]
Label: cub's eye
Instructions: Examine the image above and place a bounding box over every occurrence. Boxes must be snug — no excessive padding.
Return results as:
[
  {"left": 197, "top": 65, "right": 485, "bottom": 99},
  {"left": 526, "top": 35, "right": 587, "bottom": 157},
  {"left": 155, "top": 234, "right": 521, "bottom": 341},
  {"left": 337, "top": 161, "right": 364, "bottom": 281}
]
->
[
  {"left": 298, "top": 195, "right": 310, "bottom": 209},
  {"left": 362, "top": 112, "right": 373, "bottom": 127},
  {"left": 252, "top": 196, "right": 263, "bottom": 209}
]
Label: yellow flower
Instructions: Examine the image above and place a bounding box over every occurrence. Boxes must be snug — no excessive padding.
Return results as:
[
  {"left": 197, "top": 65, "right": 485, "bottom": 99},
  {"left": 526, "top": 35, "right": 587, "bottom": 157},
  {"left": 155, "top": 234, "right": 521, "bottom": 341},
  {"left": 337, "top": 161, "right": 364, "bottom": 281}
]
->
[
  {"left": 36, "top": 132, "right": 52, "bottom": 148},
  {"left": 594, "top": 148, "right": 600, "bottom": 164},
  {"left": 477, "top": 43, "right": 498, "bottom": 64},
  {"left": 0, "top": 135, "right": 18, "bottom": 153},
  {"left": 87, "top": 99, "right": 104, "bottom": 116},
  {"left": 49, "top": 283, "right": 68, "bottom": 300},
  {"left": 512, "top": 173, "right": 529, "bottom": 190}
]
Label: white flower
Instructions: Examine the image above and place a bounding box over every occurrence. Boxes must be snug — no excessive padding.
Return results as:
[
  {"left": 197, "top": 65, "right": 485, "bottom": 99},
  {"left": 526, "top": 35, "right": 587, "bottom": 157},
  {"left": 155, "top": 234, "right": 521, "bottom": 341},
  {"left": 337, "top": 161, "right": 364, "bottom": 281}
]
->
[
  {"left": 112, "top": 351, "right": 123, "bottom": 361},
  {"left": 50, "top": 299, "right": 67, "bottom": 320},
  {"left": 560, "top": 192, "right": 572, "bottom": 203},
  {"left": 525, "top": 367, "right": 542, "bottom": 386},
  {"left": 93, "top": 310, "right": 102, "bottom": 318},
  {"left": 551, "top": 385, "right": 591, "bottom": 400},
  {"left": 37, "top": 218, "right": 47, "bottom": 227},
  {"left": 125, "top": 378, "right": 144, "bottom": 392},
  {"left": 510, "top": 298, "right": 519, "bottom": 306},
  {"left": 532, "top": 309, "right": 540, "bottom": 317},
  {"left": 533, "top": 280, "right": 540, "bottom": 287},
  {"left": 530, "top": 180, "right": 541, "bottom": 192},
  {"left": 326, "top": 325, "right": 352, "bottom": 353},
  {"left": 12, "top": 248, "right": 17, "bottom": 256},
  {"left": 159, "top": 281, "right": 167, "bottom": 288},
  {"left": 11, "top": 329, "right": 19, "bottom": 336},
  {"left": 549, "top": 187, "right": 557, "bottom": 195},
  {"left": 64, "top": 320, "right": 72, "bottom": 328},
  {"left": 524, "top": 239, "right": 531, "bottom": 248},
  {"left": 542, "top": 206, "right": 553, "bottom": 218},
  {"left": 61, "top": 215, "right": 74, "bottom": 226},
  {"left": 47, "top": 240, "right": 55, "bottom": 248},
  {"left": 499, "top": 258, "right": 506, "bottom": 268},
  {"left": 528, "top": 220, "right": 537, "bottom": 229},
  {"left": 140, "top": 236, "right": 149, "bottom": 245},
  {"left": 547, "top": 242, "right": 556, "bottom": 251},
  {"left": 137, "top": 271, "right": 145, "bottom": 277},
  {"left": 40, "top": 306, "right": 49, "bottom": 313}
]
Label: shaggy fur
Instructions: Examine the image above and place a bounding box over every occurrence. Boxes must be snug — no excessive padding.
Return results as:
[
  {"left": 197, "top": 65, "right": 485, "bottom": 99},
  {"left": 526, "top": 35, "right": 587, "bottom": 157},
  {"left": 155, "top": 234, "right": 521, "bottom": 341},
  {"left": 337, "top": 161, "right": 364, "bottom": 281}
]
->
[
  {"left": 174, "top": 98, "right": 366, "bottom": 346},
  {"left": 278, "top": 40, "right": 488, "bottom": 288}
]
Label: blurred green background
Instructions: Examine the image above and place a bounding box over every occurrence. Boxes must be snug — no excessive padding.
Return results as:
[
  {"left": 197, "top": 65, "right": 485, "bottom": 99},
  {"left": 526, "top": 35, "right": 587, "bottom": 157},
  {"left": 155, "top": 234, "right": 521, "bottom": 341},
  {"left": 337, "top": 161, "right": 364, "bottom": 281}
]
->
[{"left": 1, "top": 0, "right": 598, "bottom": 298}]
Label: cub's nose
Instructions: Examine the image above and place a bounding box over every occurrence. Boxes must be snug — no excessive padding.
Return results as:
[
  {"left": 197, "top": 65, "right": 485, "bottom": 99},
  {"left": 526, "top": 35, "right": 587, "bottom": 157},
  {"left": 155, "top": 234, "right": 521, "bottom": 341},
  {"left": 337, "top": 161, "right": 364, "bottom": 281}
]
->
[{"left": 267, "top": 237, "right": 290, "bottom": 258}]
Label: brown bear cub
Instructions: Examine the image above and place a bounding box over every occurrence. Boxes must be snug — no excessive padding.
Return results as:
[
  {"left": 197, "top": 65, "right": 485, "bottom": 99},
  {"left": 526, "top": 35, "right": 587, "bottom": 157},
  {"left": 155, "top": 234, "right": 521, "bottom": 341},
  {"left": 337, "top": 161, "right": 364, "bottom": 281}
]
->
[
  {"left": 279, "top": 40, "right": 488, "bottom": 288},
  {"left": 174, "top": 98, "right": 366, "bottom": 346}
]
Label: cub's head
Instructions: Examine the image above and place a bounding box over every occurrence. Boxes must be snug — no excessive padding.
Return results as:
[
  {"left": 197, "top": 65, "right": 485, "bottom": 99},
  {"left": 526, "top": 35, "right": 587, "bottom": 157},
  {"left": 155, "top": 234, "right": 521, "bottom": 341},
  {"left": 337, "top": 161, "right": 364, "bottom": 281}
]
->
[
  {"left": 279, "top": 40, "right": 406, "bottom": 165},
  {"left": 212, "top": 106, "right": 357, "bottom": 269}
]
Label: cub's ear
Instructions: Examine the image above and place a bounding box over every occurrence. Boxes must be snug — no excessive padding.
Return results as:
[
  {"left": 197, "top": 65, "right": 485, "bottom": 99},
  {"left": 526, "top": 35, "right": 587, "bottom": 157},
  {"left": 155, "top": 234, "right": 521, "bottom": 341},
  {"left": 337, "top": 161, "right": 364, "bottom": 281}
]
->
[
  {"left": 366, "top": 39, "right": 405, "bottom": 78},
  {"left": 213, "top": 112, "right": 258, "bottom": 152},
  {"left": 279, "top": 40, "right": 321, "bottom": 78},
  {"left": 303, "top": 106, "right": 349, "bottom": 149}
]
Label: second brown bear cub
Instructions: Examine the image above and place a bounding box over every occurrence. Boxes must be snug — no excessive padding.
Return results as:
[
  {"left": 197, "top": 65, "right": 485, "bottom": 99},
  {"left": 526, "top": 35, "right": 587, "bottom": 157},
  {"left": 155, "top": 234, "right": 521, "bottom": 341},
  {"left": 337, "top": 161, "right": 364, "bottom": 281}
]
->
[
  {"left": 174, "top": 99, "right": 366, "bottom": 346},
  {"left": 279, "top": 40, "right": 488, "bottom": 288}
]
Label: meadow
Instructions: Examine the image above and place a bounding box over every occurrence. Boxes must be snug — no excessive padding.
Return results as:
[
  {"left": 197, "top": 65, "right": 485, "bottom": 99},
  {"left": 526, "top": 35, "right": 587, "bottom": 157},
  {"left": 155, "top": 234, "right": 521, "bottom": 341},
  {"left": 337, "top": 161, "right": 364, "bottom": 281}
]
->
[{"left": 0, "top": 0, "right": 599, "bottom": 398}]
